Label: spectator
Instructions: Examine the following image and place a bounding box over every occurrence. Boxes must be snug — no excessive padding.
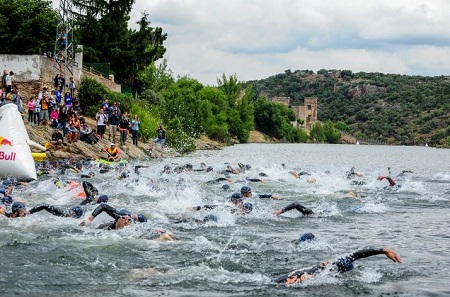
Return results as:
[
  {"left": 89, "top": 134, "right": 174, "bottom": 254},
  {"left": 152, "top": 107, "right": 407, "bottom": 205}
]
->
[
  {"left": 79, "top": 123, "right": 99, "bottom": 144},
  {"left": 108, "top": 110, "right": 119, "bottom": 142},
  {"left": 131, "top": 114, "right": 140, "bottom": 146},
  {"left": 50, "top": 129, "right": 64, "bottom": 150},
  {"left": 66, "top": 122, "right": 79, "bottom": 144},
  {"left": 68, "top": 77, "right": 76, "bottom": 99},
  {"left": 27, "top": 97, "right": 35, "bottom": 126},
  {"left": 95, "top": 108, "right": 107, "bottom": 139},
  {"left": 50, "top": 108, "right": 59, "bottom": 128},
  {"left": 57, "top": 108, "right": 68, "bottom": 136},
  {"left": 64, "top": 91, "right": 72, "bottom": 111},
  {"left": 154, "top": 124, "right": 166, "bottom": 147},
  {"left": 118, "top": 112, "right": 130, "bottom": 146},
  {"left": 5, "top": 71, "right": 13, "bottom": 94},
  {"left": 40, "top": 95, "right": 49, "bottom": 125},
  {"left": 33, "top": 95, "right": 41, "bottom": 126}
]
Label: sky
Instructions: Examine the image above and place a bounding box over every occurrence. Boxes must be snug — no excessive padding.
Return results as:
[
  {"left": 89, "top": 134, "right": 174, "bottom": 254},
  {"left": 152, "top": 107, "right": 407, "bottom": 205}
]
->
[{"left": 55, "top": 0, "right": 450, "bottom": 85}]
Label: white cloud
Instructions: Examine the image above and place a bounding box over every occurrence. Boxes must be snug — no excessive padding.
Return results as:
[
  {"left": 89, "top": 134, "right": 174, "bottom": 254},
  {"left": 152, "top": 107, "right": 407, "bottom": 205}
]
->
[{"left": 54, "top": 0, "right": 450, "bottom": 85}]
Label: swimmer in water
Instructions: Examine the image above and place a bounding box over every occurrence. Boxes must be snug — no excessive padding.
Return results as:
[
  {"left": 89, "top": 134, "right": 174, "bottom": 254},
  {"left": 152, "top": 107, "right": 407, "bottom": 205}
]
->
[
  {"left": 79, "top": 204, "right": 173, "bottom": 240},
  {"left": 274, "top": 202, "right": 314, "bottom": 216},
  {"left": 29, "top": 203, "right": 83, "bottom": 218},
  {"left": 377, "top": 176, "right": 399, "bottom": 189},
  {"left": 275, "top": 246, "right": 402, "bottom": 285},
  {"left": 240, "top": 186, "right": 282, "bottom": 200}
]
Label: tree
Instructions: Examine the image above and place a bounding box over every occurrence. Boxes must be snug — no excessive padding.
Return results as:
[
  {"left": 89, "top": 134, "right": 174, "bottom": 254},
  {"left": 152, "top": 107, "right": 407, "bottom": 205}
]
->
[
  {"left": 73, "top": 0, "right": 167, "bottom": 89},
  {"left": 0, "top": 0, "right": 58, "bottom": 55},
  {"left": 310, "top": 122, "right": 325, "bottom": 143}
]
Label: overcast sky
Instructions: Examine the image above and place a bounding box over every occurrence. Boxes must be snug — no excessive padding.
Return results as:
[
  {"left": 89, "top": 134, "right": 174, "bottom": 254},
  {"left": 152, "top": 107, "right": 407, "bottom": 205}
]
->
[{"left": 57, "top": 0, "right": 450, "bottom": 85}]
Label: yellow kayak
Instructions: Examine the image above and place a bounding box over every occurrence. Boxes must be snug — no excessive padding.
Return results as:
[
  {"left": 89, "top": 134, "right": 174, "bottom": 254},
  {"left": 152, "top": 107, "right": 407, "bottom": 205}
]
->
[{"left": 32, "top": 152, "right": 47, "bottom": 161}]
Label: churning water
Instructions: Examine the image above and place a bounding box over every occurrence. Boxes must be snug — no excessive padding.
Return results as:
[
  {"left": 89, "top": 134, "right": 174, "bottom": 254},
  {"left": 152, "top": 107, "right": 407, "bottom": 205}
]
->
[{"left": 1, "top": 144, "right": 449, "bottom": 296}]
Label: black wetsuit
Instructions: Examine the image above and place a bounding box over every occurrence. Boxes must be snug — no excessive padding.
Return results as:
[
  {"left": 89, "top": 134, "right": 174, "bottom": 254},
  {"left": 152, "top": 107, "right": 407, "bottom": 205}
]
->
[
  {"left": 89, "top": 204, "right": 120, "bottom": 230},
  {"left": 205, "top": 177, "right": 229, "bottom": 185},
  {"left": 278, "top": 203, "right": 313, "bottom": 216},
  {"left": 80, "top": 181, "right": 98, "bottom": 205},
  {"left": 276, "top": 247, "right": 385, "bottom": 284},
  {"left": 29, "top": 203, "right": 69, "bottom": 217}
]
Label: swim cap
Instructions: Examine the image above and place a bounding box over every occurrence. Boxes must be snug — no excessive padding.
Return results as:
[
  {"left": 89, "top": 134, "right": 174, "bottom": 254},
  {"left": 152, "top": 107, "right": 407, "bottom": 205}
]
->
[
  {"left": 119, "top": 172, "right": 129, "bottom": 179},
  {"left": 203, "top": 214, "right": 218, "bottom": 222},
  {"left": 136, "top": 214, "right": 147, "bottom": 223},
  {"left": 1, "top": 196, "right": 13, "bottom": 205},
  {"left": 206, "top": 166, "right": 213, "bottom": 172},
  {"left": 221, "top": 184, "right": 230, "bottom": 190},
  {"left": 116, "top": 209, "right": 132, "bottom": 217},
  {"left": 334, "top": 257, "right": 354, "bottom": 272},
  {"left": 91, "top": 187, "right": 99, "bottom": 194},
  {"left": 242, "top": 202, "right": 253, "bottom": 213},
  {"left": 70, "top": 206, "right": 83, "bottom": 218},
  {"left": 164, "top": 165, "right": 171, "bottom": 170},
  {"left": 240, "top": 186, "right": 252, "bottom": 194},
  {"left": 230, "top": 192, "right": 243, "bottom": 203},
  {"left": 96, "top": 195, "right": 109, "bottom": 203},
  {"left": 185, "top": 163, "right": 193, "bottom": 169},
  {"left": 299, "top": 232, "right": 316, "bottom": 243},
  {"left": 11, "top": 201, "right": 25, "bottom": 213}
]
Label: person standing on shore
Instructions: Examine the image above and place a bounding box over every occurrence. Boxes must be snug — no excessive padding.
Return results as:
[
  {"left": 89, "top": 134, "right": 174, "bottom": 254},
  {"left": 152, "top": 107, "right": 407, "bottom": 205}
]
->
[
  {"left": 154, "top": 124, "right": 166, "bottom": 147},
  {"left": 131, "top": 114, "right": 140, "bottom": 146}
]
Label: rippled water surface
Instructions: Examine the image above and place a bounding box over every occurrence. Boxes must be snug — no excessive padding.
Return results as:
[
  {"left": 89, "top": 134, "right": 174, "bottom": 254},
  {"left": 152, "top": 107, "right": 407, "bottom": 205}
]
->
[{"left": 1, "top": 144, "right": 450, "bottom": 296}]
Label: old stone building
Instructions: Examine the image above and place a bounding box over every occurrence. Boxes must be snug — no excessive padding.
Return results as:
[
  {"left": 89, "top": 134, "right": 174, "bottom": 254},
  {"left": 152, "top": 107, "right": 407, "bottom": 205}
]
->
[{"left": 271, "top": 96, "right": 318, "bottom": 130}]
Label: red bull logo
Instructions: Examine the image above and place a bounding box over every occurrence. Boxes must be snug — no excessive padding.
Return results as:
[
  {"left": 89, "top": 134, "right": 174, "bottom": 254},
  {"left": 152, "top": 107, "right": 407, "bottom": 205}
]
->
[
  {"left": 0, "top": 151, "right": 16, "bottom": 161},
  {"left": 0, "top": 136, "right": 13, "bottom": 146}
]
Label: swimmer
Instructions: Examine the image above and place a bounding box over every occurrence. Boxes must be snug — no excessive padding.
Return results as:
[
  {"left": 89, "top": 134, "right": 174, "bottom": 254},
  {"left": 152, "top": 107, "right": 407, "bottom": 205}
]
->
[
  {"left": 79, "top": 204, "right": 173, "bottom": 240},
  {"left": 205, "top": 177, "right": 232, "bottom": 185},
  {"left": 377, "top": 176, "right": 398, "bottom": 188},
  {"left": 275, "top": 247, "right": 402, "bottom": 285},
  {"left": 274, "top": 202, "right": 314, "bottom": 216},
  {"left": 396, "top": 170, "right": 413, "bottom": 178},
  {"left": 134, "top": 165, "right": 149, "bottom": 175},
  {"left": 81, "top": 194, "right": 109, "bottom": 205},
  {"left": 289, "top": 169, "right": 310, "bottom": 179},
  {"left": 29, "top": 203, "right": 83, "bottom": 218},
  {"left": 346, "top": 166, "right": 363, "bottom": 179},
  {"left": 240, "top": 186, "right": 281, "bottom": 200},
  {"left": 298, "top": 232, "right": 316, "bottom": 243},
  {"left": 5, "top": 201, "right": 28, "bottom": 218}
]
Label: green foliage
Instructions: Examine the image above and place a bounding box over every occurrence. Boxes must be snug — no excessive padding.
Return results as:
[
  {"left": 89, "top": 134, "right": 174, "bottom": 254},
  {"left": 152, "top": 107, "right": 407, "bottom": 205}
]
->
[
  {"left": 166, "top": 117, "right": 196, "bottom": 154},
  {"left": 310, "top": 122, "right": 325, "bottom": 143},
  {"left": 253, "top": 97, "right": 305, "bottom": 143},
  {"left": 247, "top": 69, "right": 450, "bottom": 146},
  {"left": 323, "top": 121, "right": 341, "bottom": 144},
  {"left": 78, "top": 78, "right": 108, "bottom": 116},
  {"left": 73, "top": 1, "right": 167, "bottom": 91},
  {"left": 0, "top": 0, "right": 58, "bottom": 54}
]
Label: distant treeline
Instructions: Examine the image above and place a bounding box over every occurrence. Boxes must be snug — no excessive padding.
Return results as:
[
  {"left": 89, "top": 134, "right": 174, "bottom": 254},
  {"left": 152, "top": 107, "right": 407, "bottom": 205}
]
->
[{"left": 247, "top": 69, "right": 450, "bottom": 147}]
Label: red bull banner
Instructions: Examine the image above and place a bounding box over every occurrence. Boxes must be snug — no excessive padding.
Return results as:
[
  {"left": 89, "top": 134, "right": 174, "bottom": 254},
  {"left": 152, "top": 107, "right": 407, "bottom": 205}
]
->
[{"left": 0, "top": 102, "right": 37, "bottom": 180}]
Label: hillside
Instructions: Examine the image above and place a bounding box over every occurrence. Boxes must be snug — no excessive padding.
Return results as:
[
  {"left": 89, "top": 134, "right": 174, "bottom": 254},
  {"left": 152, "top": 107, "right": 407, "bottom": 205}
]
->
[{"left": 247, "top": 69, "right": 450, "bottom": 146}]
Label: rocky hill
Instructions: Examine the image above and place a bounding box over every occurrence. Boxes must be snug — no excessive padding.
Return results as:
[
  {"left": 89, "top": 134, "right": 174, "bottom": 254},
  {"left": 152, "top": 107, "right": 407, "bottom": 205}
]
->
[{"left": 247, "top": 69, "right": 450, "bottom": 147}]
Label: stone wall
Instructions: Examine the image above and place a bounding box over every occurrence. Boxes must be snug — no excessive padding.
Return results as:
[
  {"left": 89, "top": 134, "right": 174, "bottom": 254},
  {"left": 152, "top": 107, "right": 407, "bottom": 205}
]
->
[
  {"left": 0, "top": 52, "right": 120, "bottom": 102},
  {"left": 82, "top": 70, "right": 121, "bottom": 92}
]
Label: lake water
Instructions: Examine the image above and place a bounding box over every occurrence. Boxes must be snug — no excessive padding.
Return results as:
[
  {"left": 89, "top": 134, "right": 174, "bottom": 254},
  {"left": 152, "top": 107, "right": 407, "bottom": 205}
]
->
[{"left": 1, "top": 144, "right": 449, "bottom": 296}]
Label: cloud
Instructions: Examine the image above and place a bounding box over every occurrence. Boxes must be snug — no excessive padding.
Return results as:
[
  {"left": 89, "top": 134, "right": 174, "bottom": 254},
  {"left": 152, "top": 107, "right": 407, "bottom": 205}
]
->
[{"left": 56, "top": 0, "right": 450, "bottom": 85}]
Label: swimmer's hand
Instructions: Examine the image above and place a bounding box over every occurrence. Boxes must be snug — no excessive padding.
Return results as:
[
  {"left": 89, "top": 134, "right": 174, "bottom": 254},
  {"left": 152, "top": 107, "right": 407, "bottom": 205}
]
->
[
  {"left": 274, "top": 209, "right": 283, "bottom": 216},
  {"left": 383, "top": 247, "right": 403, "bottom": 263},
  {"left": 271, "top": 194, "right": 282, "bottom": 200},
  {"left": 79, "top": 215, "right": 94, "bottom": 226}
]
